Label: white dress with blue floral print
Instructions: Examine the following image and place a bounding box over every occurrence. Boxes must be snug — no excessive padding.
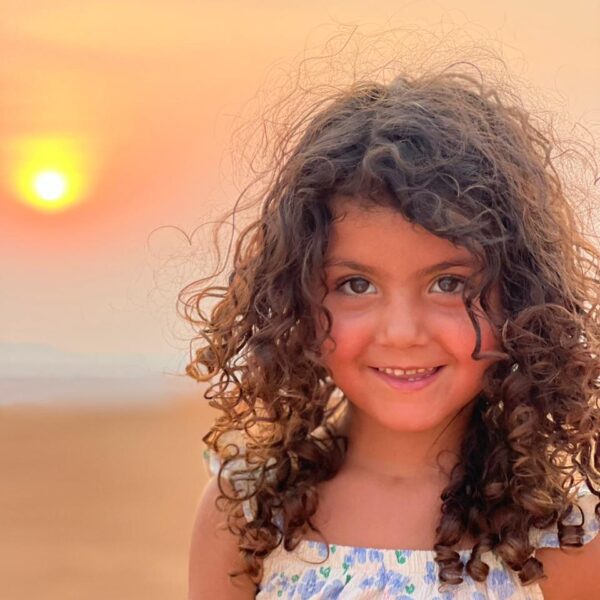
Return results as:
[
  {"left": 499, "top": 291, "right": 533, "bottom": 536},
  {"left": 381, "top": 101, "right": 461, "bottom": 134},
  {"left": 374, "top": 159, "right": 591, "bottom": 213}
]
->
[{"left": 203, "top": 447, "right": 599, "bottom": 599}]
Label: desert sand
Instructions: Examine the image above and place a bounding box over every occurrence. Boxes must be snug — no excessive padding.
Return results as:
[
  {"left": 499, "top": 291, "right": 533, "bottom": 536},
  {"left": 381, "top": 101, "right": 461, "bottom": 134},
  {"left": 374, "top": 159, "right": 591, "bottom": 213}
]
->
[{"left": 0, "top": 394, "right": 216, "bottom": 599}]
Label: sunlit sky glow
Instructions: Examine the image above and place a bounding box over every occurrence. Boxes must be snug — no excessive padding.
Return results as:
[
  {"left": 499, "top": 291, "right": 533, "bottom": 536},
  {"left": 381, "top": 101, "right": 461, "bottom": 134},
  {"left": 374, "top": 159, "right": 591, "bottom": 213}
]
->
[
  {"left": 8, "top": 136, "right": 91, "bottom": 213},
  {"left": 1, "top": 0, "right": 598, "bottom": 367}
]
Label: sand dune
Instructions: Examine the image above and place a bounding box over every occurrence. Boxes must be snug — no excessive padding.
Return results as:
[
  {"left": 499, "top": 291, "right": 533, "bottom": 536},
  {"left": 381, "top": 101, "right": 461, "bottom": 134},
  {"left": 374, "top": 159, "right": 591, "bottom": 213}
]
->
[{"left": 0, "top": 395, "right": 216, "bottom": 599}]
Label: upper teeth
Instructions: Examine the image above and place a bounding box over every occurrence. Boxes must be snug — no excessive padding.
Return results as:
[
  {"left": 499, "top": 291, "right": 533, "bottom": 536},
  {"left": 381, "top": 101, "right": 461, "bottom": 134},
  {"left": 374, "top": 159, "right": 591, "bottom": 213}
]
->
[{"left": 378, "top": 367, "right": 437, "bottom": 376}]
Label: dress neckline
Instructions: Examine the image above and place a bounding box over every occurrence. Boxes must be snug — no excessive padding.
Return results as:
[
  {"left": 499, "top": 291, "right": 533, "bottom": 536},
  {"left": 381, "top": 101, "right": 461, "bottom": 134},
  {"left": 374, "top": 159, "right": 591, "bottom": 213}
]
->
[{"left": 295, "top": 538, "right": 475, "bottom": 555}]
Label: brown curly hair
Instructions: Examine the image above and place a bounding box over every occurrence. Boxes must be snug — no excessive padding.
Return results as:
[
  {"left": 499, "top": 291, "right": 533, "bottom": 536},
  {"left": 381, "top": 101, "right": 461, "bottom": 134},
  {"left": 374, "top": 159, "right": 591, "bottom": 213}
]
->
[{"left": 179, "top": 60, "right": 600, "bottom": 588}]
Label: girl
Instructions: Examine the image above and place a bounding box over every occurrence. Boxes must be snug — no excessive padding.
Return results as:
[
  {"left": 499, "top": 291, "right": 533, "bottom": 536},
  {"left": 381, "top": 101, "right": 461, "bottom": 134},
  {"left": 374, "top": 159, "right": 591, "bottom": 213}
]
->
[{"left": 186, "top": 63, "right": 600, "bottom": 599}]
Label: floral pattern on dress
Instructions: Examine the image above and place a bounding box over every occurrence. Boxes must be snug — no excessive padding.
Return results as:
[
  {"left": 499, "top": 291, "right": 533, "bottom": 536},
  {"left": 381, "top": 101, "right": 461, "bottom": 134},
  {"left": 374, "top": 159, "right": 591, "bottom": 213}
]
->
[
  {"left": 256, "top": 542, "right": 538, "bottom": 600},
  {"left": 259, "top": 542, "right": 420, "bottom": 599}
]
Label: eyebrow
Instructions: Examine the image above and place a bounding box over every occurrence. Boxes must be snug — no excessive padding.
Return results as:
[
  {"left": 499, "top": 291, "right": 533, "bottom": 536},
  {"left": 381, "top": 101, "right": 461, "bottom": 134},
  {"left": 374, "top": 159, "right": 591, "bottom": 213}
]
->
[{"left": 324, "top": 257, "right": 477, "bottom": 278}]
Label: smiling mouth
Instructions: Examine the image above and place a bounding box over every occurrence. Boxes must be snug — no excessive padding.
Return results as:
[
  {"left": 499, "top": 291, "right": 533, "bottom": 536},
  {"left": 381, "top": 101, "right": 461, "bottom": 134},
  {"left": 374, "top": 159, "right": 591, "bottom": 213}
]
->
[
  {"left": 375, "top": 366, "right": 439, "bottom": 379},
  {"left": 370, "top": 365, "right": 444, "bottom": 384},
  {"left": 375, "top": 366, "right": 442, "bottom": 379}
]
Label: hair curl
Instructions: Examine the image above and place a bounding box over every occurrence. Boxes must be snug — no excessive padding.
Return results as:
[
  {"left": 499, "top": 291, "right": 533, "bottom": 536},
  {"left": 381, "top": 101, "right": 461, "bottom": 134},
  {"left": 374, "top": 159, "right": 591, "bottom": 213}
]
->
[{"left": 179, "top": 62, "right": 600, "bottom": 589}]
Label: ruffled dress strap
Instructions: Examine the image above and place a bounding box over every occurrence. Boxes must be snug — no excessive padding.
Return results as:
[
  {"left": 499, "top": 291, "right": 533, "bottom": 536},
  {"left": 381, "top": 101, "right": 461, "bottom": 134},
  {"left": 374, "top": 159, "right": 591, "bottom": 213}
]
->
[
  {"left": 203, "top": 436, "right": 282, "bottom": 527},
  {"left": 203, "top": 435, "right": 258, "bottom": 523},
  {"left": 529, "top": 483, "right": 600, "bottom": 549}
]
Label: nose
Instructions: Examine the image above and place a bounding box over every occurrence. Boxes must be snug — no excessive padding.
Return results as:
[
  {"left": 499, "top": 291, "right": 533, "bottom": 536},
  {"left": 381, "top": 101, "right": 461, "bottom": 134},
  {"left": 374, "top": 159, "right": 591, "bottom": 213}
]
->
[{"left": 374, "top": 293, "right": 428, "bottom": 348}]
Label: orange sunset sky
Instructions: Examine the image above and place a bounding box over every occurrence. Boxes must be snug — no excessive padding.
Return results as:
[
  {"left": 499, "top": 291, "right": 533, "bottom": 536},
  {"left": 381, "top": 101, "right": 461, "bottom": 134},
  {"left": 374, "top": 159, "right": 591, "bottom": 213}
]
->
[{"left": 1, "top": 0, "right": 599, "bottom": 403}]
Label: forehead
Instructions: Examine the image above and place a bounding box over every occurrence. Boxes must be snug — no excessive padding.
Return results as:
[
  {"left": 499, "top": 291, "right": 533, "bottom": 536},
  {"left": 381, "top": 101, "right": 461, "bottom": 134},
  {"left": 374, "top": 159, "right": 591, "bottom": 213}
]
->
[{"left": 327, "top": 194, "right": 476, "bottom": 264}]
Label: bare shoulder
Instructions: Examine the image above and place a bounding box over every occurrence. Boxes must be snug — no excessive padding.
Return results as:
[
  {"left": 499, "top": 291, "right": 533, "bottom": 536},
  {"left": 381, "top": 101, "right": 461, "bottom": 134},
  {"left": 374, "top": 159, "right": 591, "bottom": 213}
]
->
[
  {"left": 536, "top": 532, "right": 600, "bottom": 600},
  {"left": 188, "top": 476, "right": 257, "bottom": 600}
]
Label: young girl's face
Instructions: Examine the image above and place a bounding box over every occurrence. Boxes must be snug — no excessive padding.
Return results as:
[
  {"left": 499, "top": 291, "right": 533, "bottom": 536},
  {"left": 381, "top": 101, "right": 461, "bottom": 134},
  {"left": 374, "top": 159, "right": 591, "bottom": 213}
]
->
[{"left": 319, "top": 195, "right": 502, "bottom": 433}]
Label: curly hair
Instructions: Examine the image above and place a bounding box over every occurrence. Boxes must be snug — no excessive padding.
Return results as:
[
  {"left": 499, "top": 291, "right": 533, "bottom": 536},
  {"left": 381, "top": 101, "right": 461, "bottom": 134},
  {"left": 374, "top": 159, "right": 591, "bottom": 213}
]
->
[{"left": 179, "top": 62, "right": 600, "bottom": 588}]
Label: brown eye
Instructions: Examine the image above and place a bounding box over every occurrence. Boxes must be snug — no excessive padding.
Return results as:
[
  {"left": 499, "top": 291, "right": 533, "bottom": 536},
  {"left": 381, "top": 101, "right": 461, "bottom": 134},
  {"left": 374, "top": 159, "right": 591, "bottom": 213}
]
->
[
  {"left": 338, "top": 277, "right": 375, "bottom": 295},
  {"left": 431, "top": 276, "right": 465, "bottom": 295}
]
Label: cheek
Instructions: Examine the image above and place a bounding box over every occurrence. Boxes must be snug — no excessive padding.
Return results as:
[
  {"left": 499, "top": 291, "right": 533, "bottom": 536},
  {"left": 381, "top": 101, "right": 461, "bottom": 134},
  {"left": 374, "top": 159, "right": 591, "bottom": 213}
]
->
[
  {"left": 320, "top": 310, "right": 373, "bottom": 360},
  {"left": 447, "top": 304, "right": 501, "bottom": 356},
  {"left": 423, "top": 310, "right": 473, "bottom": 357}
]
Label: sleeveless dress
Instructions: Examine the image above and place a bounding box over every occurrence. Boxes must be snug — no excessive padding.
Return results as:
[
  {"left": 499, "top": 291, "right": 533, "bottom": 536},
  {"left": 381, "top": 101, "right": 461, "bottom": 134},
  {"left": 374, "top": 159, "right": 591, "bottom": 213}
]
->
[{"left": 203, "top": 447, "right": 599, "bottom": 600}]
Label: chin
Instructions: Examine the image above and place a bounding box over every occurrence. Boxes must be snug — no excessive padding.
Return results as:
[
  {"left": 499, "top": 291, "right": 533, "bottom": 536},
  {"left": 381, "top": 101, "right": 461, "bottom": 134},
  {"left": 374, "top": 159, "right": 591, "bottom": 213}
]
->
[{"left": 367, "top": 402, "right": 470, "bottom": 435}]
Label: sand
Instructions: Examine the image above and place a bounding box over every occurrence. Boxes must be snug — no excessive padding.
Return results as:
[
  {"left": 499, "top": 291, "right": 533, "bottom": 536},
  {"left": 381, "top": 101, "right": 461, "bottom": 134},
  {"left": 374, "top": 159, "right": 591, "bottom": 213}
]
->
[{"left": 0, "top": 394, "right": 216, "bottom": 600}]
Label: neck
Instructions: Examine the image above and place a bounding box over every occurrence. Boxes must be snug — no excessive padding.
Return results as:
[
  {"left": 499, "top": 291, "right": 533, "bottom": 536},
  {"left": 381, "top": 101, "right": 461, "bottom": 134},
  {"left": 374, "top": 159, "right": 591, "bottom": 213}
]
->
[{"left": 336, "top": 401, "right": 474, "bottom": 486}]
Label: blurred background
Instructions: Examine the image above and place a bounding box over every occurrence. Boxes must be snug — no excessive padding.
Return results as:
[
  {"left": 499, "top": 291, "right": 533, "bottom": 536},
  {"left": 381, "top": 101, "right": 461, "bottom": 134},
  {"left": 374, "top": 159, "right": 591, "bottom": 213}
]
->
[{"left": 1, "top": 1, "right": 598, "bottom": 598}]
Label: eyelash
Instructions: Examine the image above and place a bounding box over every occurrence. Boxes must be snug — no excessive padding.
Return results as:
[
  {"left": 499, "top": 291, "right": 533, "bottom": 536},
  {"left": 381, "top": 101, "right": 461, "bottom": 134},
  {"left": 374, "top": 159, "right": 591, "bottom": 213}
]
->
[{"left": 335, "top": 275, "right": 466, "bottom": 296}]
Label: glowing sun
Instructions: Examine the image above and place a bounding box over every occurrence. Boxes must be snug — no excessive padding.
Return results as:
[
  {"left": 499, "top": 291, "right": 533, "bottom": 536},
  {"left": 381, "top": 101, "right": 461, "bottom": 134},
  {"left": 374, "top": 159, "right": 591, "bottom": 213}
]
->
[
  {"left": 33, "top": 170, "right": 68, "bottom": 202},
  {"left": 7, "top": 136, "right": 93, "bottom": 214}
]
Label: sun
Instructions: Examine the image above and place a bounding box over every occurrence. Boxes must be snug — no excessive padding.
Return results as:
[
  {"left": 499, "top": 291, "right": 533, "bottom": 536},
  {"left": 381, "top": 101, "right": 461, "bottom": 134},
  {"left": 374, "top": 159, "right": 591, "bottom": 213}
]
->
[
  {"left": 33, "top": 170, "right": 68, "bottom": 202},
  {"left": 6, "top": 136, "right": 93, "bottom": 214}
]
